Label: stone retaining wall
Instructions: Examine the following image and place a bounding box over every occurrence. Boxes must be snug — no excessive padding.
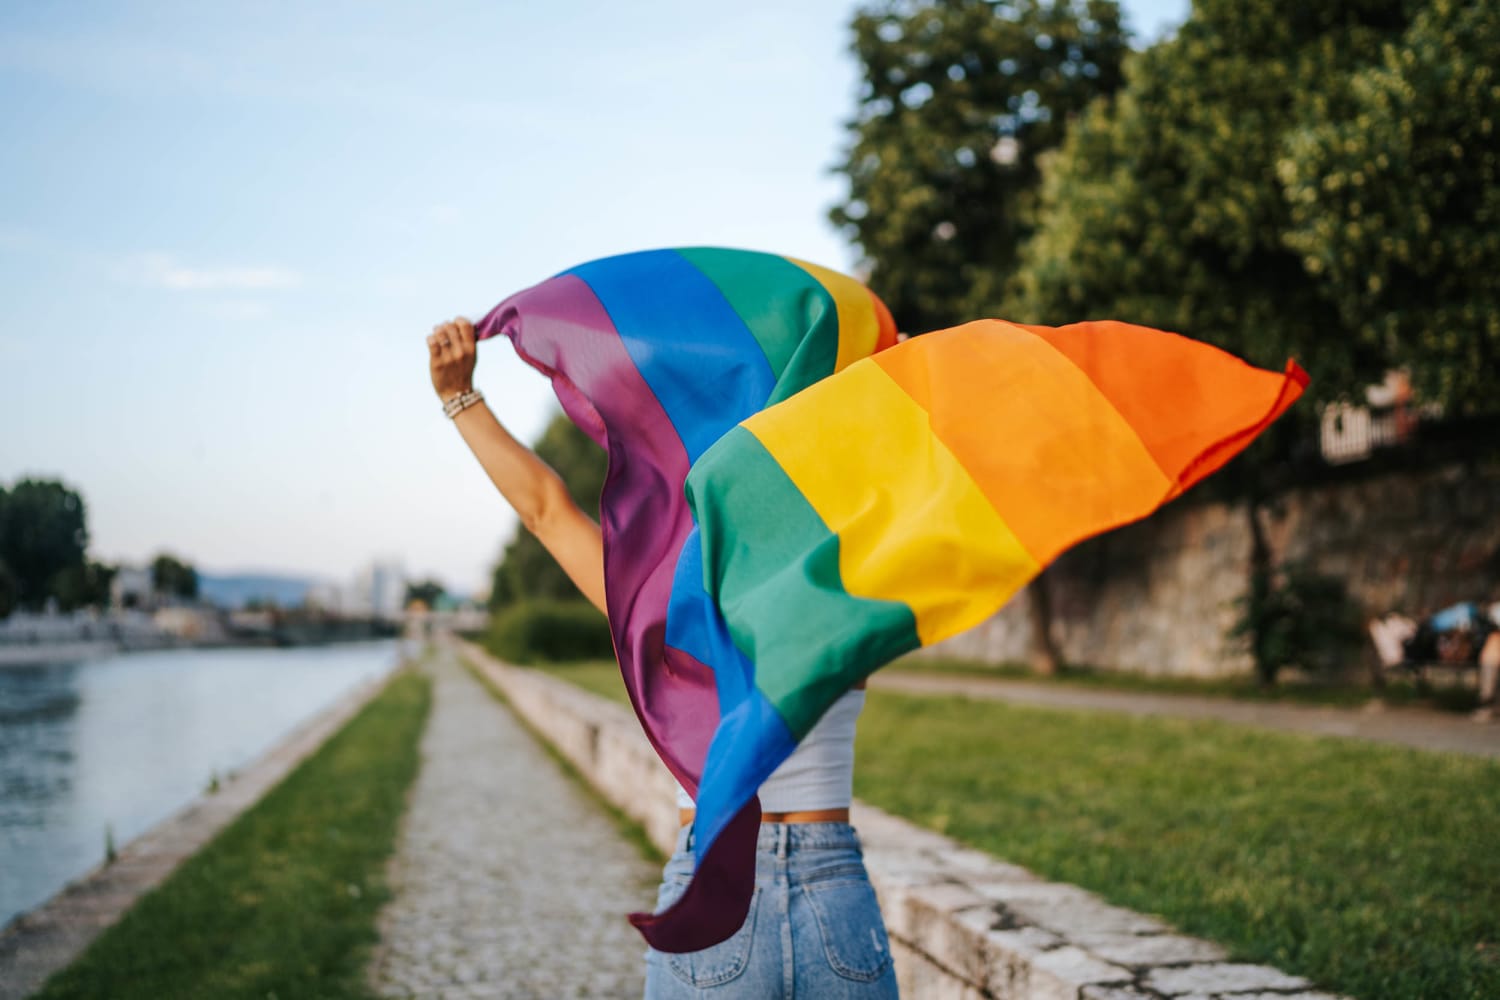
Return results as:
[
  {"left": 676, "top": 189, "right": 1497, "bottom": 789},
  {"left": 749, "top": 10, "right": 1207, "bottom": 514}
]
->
[
  {"left": 455, "top": 637, "right": 1347, "bottom": 1000},
  {"left": 927, "top": 460, "right": 1500, "bottom": 678}
]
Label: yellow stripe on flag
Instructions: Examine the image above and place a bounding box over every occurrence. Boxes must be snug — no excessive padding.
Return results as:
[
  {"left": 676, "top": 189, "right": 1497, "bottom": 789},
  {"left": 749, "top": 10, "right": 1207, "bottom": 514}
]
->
[
  {"left": 744, "top": 358, "right": 1040, "bottom": 646},
  {"left": 786, "top": 257, "right": 881, "bottom": 374}
]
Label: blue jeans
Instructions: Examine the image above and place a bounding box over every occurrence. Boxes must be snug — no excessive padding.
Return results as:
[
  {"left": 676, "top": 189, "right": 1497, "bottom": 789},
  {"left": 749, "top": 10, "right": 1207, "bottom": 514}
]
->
[{"left": 644, "top": 822, "right": 899, "bottom": 998}]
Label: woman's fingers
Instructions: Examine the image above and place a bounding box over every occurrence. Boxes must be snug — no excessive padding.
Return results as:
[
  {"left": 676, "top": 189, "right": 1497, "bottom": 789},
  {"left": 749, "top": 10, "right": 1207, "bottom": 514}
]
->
[
  {"left": 432, "top": 321, "right": 459, "bottom": 362},
  {"left": 427, "top": 319, "right": 479, "bottom": 401}
]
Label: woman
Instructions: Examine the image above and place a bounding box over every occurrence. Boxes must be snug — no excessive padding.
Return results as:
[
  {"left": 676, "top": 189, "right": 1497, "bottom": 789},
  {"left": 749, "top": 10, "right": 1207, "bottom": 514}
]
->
[{"left": 428, "top": 316, "right": 899, "bottom": 998}]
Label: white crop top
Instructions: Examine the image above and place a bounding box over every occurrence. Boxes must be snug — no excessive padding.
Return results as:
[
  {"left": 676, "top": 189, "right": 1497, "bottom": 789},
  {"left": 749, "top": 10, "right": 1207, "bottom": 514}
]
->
[{"left": 675, "top": 688, "right": 865, "bottom": 813}]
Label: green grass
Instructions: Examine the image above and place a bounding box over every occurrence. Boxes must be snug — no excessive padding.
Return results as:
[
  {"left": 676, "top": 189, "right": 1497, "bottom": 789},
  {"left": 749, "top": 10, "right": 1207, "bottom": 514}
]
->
[
  {"left": 892, "top": 654, "right": 1482, "bottom": 712},
  {"left": 35, "top": 667, "right": 432, "bottom": 1000},
  {"left": 515, "top": 653, "right": 1500, "bottom": 995},
  {"left": 854, "top": 690, "right": 1500, "bottom": 1000},
  {"left": 525, "top": 658, "right": 632, "bottom": 705}
]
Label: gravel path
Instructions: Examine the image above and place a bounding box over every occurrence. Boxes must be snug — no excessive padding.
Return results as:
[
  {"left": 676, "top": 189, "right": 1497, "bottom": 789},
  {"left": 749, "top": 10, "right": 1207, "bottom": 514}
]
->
[
  {"left": 874, "top": 671, "right": 1500, "bottom": 758},
  {"left": 367, "top": 649, "right": 659, "bottom": 999}
]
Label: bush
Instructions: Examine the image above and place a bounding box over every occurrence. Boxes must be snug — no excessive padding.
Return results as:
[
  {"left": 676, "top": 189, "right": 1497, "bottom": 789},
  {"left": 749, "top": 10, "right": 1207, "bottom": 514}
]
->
[
  {"left": 484, "top": 599, "right": 615, "bottom": 664},
  {"left": 1229, "top": 561, "right": 1364, "bottom": 686}
]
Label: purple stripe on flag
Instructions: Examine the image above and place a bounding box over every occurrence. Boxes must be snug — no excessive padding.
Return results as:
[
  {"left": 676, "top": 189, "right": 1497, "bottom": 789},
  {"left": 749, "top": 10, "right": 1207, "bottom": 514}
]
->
[{"left": 474, "top": 275, "right": 718, "bottom": 793}]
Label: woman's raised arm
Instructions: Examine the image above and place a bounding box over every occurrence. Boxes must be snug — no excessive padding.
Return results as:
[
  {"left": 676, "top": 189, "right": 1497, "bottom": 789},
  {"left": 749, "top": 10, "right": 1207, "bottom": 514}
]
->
[{"left": 427, "top": 317, "right": 607, "bottom": 615}]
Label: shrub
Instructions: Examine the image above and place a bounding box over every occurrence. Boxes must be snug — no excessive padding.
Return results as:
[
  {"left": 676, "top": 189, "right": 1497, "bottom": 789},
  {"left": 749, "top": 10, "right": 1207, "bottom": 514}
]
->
[
  {"left": 484, "top": 599, "right": 614, "bottom": 664},
  {"left": 1229, "top": 561, "right": 1364, "bottom": 686}
]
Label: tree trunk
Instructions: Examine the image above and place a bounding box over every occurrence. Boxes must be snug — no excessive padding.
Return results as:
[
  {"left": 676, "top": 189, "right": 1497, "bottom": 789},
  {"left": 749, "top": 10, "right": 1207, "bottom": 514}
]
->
[
  {"left": 1245, "top": 498, "right": 1274, "bottom": 688},
  {"left": 1027, "top": 570, "right": 1063, "bottom": 676}
]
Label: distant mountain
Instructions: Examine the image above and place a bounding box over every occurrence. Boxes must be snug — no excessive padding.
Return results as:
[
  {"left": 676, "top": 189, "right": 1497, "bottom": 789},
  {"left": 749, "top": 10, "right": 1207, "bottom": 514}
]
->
[{"left": 197, "top": 572, "right": 320, "bottom": 610}]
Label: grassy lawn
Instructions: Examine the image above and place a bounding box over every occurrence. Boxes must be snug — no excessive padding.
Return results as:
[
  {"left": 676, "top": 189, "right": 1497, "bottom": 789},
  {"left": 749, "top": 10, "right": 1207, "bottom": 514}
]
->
[
  {"left": 523, "top": 656, "right": 1498, "bottom": 996},
  {"left": 854, "top": 690, "right": 1500, "bottom": 1000},
  {"left": 525, "top": 658, "right": 631, "bottom": 704},
  {"left": 892, "top": 654, "right": 1482, "bottom": 712},
  {"left": 35, "top": 666, "right": 432, "bottom": 1000}
]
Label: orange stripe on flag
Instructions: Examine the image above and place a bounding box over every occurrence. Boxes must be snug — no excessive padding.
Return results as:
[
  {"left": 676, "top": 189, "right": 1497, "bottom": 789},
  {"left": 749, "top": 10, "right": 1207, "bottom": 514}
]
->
[
  {"left": 1010, "top": 321, "right": 1309, "bottom": 496},
  {"left": 873, "top": 321, "right": 1175, "bottom": 564}
]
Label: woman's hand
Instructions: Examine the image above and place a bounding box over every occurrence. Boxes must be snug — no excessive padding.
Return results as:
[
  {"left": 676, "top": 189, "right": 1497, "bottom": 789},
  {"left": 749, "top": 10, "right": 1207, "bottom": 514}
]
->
[{"left": 428, "top": 317, "right": 477, "bottom": 401}]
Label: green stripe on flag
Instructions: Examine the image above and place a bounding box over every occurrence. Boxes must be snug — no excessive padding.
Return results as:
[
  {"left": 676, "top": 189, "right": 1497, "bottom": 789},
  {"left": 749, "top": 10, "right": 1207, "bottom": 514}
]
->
[
  {"left": 676, "top": 248, "right": 841, "bottom": 404},
  {"left": 688, "top": 426, "right": 921, "bottom": 738}
]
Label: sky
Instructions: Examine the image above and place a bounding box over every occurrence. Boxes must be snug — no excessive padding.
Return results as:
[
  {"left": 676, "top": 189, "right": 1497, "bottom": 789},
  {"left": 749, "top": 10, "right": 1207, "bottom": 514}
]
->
[{"left": 0, "top": 0, "right": 1189, "bottom": 599}]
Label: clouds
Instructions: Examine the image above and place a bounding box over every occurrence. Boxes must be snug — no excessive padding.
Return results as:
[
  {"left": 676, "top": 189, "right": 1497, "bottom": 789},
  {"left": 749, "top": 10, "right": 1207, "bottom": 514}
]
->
[{"left": 133, "top": 252, "right": 301, "bottom": 292}]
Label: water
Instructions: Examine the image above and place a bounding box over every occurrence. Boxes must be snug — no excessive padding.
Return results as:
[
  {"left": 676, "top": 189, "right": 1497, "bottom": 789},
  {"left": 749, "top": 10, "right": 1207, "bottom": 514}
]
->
[{"left": 0, "top": 639, "right": 411, "bottom": 927}]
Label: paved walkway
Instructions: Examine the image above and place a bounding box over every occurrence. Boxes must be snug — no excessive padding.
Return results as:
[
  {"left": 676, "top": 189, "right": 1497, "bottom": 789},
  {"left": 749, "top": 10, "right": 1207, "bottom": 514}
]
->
[
  {"left": 874, "top": 671, "right": 1500, "bottom": 759},
  {"left": 367, "top": 650, "right": 660, "bottom": 999}
]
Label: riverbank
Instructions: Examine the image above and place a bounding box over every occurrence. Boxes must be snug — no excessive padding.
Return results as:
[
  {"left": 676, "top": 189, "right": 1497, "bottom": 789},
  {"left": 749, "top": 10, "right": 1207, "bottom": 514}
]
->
[
  {"left": 0, "top": 651, "right": 418, "bottom": 999},
  {"left": 1, "top": 640, "right": 408, "bottom": 928}
]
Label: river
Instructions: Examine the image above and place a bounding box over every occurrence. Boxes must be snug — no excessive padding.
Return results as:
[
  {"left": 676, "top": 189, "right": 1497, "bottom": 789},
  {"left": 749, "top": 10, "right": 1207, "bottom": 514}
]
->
[{"left": 0, "top": 639, "right": 412, "bottom": 927}]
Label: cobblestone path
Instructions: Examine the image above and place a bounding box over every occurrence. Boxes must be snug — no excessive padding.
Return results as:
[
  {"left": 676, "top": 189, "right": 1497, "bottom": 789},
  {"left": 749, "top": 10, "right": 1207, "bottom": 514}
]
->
[{"left": 367, "top": 649, "right": 659, "bottom": 999}]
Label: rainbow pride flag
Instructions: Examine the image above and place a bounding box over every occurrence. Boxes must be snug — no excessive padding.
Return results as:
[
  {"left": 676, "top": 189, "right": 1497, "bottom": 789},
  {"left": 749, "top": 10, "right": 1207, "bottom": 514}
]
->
[{"left": 475, "top": 248, "right": 1308, "bottom": 953}]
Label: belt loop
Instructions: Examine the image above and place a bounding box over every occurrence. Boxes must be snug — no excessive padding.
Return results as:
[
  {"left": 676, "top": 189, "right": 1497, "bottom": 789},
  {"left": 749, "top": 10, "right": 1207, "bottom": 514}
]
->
[{"left": 776, "top": 823, "right": 789, "bottom": 860}]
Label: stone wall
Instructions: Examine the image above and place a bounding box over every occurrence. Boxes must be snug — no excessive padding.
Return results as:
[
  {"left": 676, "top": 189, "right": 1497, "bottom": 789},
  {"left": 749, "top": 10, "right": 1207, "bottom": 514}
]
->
[
  {"left": 454, "top": 637, "right": 1347, "bottom": 999},
  {"left": 925, "top": 461, "right": 1500, "bottom": 678}
]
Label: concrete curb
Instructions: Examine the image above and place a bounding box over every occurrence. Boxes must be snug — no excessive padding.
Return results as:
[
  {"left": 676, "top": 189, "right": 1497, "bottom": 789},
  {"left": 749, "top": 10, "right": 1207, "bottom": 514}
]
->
[
  {"left": 454, "top": 637, "right": 1349, "bottom": 1000},
  {"left": 0, "top": 655, "right": 406, "bottom": 1000}
]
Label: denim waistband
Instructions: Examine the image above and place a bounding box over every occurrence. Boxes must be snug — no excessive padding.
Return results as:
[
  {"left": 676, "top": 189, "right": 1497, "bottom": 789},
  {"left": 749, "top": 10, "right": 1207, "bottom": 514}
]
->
[{"left": 678, "top": 821, "right": 861, "bottom": 858}]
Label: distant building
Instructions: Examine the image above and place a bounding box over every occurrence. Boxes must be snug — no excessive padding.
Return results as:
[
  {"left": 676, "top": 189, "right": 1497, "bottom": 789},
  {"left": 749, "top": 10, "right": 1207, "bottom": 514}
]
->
[
  {"left": 153, "top": 606, "right": 229, "bottom": 643},
  {"left": 109, "top": 565, "right": 155, "bottom": 611},
  {"left": 1318, "top": 370, "right": 1440, "bottom": 465},
  {"left": 348, "top": 558, "right": 407, "bottom": 622},
  {"left": 304, "top": 580, "right": 349, "bottom": 615}
]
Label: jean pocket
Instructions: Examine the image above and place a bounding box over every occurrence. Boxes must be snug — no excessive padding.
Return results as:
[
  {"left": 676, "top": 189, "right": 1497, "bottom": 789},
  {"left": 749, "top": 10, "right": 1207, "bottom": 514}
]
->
[
  {"left": 661, "top": 883, "right": 762, "bottom": 988},
  {"left": 802, "top": 877, "right": 894, "bottom": 982}
]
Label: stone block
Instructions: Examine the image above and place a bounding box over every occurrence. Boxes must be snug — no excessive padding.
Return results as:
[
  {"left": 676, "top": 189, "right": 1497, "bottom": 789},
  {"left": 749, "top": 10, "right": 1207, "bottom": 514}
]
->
[
  {"left": 891, "top": 938, "right": 986, "bottom": 1000},
  {"left": 1070, "top": 932, "right": 1228, "bottom": 966},
  {"left": 983, "top": 926, "right": 1068, "bottom": 997},
  {"left": 1143, "top": 962, "right": 1311, "bottom": 995},
  {"left": 984, "top": 882, "right": 1168, "bottom": 937},
  {"left": 1080, "top": 987, "right": 1161, "bottom": 1000},
  {"left": 882, "top": 880, "right": 990, "bottom": 954},
  {"left": 1029, "top": 945, "right": 1134, "bottom": 992}
]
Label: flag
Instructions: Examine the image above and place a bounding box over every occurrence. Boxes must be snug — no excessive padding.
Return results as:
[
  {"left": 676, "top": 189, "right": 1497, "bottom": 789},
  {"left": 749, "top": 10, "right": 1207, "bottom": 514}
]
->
[{"left": 475, "top": 249, "right": 1308, "bottom": 953}]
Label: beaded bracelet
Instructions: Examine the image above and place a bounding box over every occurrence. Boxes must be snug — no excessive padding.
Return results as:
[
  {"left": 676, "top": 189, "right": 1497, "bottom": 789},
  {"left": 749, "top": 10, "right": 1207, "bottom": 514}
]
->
[{"left": 442, "top": 387, "right": 484, "bottom": 418}]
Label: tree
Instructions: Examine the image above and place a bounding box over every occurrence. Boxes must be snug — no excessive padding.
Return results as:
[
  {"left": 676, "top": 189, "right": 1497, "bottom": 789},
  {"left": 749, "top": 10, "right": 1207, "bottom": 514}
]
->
[
  {"left": 51, "top": 560, "right": 117, "bottom": 612},
  {"left": 1009, "top": 0, "right": 1420, "bottom": 406},
  {"left": 1278, "top": 0, "right": 1500, "bottom": 415},
  {"left": 488, "top": 414, "right": 608, "bottom": 612},
  {"left": 829, "top": 0, "right": 1128, "bottom": 333},
  {"left": 0, "top": 478, "right": 89, "bottom": 611},
  {"left": 404, "top": 579, "right": 447, "bottom": 609},
  {"left": 150, "top": 552, "right": 198, "bottom": 600},
  {"left": 0, "top": 554, "right": 17, "bottom": 619},
  {"left": 1007, "top": 0, "right": 1427, "bottom": 682}
]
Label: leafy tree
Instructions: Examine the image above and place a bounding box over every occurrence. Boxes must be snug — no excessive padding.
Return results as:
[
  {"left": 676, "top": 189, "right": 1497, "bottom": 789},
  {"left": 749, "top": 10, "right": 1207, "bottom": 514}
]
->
[
  {"left": 151, "top": 552, "right": 198, "bottom": 600},
  {"left": 404, "top": 579, "right": 446, "bottom": 609},
  {"left": 830, "top": 0, "right": 1128, "bottom": 333},
  {"left": 1007, "top": 0, "right": 1439, "bottom": 681},
  {"left": 0, "top": 555, "right": 17, "bottom": 619},
  {"left": 1229, "top": 560, "right": 1364, "bottom": 686},
  {"left": 1008, "top": 0, "right": 1420, "bottom": 406},
  {"left": 0, "top": 478, "right": 89, "bottom": 611},
  {"left": 488, "top": 414, "right": 607, "bottom": 612},
  {"left": 1278, "top": 0, "right": 1500, "bottom": 415},
  {"left": 51, "top": 560, "right": 117, "bottom": 612}
]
